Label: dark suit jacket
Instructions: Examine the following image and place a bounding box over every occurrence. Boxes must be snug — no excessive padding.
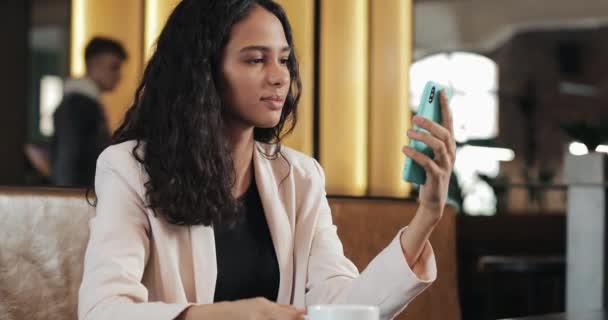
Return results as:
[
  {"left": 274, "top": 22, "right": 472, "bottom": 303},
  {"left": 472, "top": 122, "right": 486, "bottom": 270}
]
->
[{"left": 50, "top": 93, "right": 110, "bottom": 186}]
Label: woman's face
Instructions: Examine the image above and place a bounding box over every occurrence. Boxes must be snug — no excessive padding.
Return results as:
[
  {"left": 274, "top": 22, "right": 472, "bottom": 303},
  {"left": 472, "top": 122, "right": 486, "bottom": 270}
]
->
[{"left": 221, "top": 5, "right": 291, "bottom": 130}]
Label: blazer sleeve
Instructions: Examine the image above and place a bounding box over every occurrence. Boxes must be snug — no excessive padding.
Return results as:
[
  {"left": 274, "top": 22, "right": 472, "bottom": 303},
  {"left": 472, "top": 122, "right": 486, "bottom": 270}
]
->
[
  {"left": 305, "top": 160, "right": 437, "bottom": 320},
  {"left": 78, "top": 148, "right": 192, "bottom": 320}
]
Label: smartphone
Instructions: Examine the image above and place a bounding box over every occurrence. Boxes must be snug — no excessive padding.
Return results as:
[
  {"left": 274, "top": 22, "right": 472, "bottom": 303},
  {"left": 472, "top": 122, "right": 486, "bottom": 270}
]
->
[{"left": 402, "top": 81, "right": 453, "bottom": 185}]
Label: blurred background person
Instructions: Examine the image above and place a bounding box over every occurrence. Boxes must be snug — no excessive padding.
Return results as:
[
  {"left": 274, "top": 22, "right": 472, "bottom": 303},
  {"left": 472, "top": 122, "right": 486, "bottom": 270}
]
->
[{"left": 50, "top": 36, "right": 127, "bottom": 186}]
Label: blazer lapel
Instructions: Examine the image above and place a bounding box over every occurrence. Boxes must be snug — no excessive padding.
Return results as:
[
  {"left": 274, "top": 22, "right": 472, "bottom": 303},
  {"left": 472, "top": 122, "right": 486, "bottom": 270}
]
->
[
  {"left": 253, "top": 143, "right": 295, "bottom": 304},
  {"left": 190, "top": 224, "right": 217, "bottom": 303}
]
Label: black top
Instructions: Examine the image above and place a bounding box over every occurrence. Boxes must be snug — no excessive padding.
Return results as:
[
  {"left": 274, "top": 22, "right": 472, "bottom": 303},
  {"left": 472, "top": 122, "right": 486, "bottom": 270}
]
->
[
  {"left": 213, "top": 182, "right": 280, "bottom": 302},
  {"left": 51, "top": 93, "right": 110, "bottom": 187}
]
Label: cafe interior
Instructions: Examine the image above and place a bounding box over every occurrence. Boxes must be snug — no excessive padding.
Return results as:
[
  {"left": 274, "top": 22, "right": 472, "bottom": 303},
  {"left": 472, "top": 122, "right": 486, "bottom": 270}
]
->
[{"left": 1, "top": 0, "right": 608, "bottom": 319}]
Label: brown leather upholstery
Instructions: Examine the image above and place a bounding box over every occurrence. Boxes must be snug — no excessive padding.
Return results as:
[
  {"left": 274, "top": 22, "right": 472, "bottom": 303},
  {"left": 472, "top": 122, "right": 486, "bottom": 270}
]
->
[
  {"left": 329, "top": 197, "right": 460, "bottom": 320},
  {"left": 0, "top": 187, "right": 459, "bottom": 320}
]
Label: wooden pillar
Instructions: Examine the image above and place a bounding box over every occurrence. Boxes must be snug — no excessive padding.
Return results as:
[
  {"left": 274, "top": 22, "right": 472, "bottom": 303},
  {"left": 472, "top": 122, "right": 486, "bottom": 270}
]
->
[{"left": 0, "top": 0, "right": 28, "bottom": 184}]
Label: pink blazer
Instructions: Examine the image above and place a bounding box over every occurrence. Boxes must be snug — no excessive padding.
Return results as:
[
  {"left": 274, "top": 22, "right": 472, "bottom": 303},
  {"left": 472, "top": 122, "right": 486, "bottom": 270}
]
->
[{"left": 78, "top": 141, "right": 437, "bottom": 320}]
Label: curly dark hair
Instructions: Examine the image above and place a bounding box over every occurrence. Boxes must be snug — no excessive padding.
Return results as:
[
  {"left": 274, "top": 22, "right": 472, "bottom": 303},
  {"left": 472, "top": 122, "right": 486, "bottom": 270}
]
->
[{"left": 111, "top": 0, "right": 301, "bottom": 226}]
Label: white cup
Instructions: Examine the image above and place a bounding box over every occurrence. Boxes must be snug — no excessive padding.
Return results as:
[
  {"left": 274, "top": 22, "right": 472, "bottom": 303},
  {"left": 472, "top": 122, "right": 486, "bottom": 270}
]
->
[{"left": 305, "top": 305, "right": 379, "bottom": 320}]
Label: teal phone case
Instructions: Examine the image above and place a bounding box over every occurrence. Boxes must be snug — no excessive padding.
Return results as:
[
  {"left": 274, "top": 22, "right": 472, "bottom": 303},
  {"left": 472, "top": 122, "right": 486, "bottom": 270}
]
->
[{"left": 402, "top": 81, "right": 453, "bottom": 185}]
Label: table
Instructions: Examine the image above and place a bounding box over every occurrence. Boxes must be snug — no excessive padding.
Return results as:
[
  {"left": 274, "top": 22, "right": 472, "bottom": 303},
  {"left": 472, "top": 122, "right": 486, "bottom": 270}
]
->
[
  {"left": 478, "top": 255, "right": 566, "bottom": 318},
  {"left": 501, "top": 311, "right": 607, "bottom": 320}
]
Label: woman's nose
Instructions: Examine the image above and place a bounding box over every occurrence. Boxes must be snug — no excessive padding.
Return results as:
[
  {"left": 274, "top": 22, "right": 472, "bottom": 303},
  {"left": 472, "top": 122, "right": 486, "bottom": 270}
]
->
[{"left": 266, "top": 63, "right": 289, "bottom": 87}]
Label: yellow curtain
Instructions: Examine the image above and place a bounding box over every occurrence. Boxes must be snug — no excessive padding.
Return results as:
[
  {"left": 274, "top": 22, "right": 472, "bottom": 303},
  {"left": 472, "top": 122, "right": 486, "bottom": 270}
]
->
[
  {"left": 144, "top": 0, "right": 181, "bottom": 61},
  {"left": 368, "top": 0, "right": 413, "bottom": 197},
  {"left": 319, "top": 0, "right": 413, "bottom": 196},
  {"left": 319, "top": 0, "right": 369, "bottom": 196},
  {"left": 70, "top": 0, "right": 144, "bottom": 131},
  {"left": 276, "top": 0, "right": 315, "bottom": 157}
]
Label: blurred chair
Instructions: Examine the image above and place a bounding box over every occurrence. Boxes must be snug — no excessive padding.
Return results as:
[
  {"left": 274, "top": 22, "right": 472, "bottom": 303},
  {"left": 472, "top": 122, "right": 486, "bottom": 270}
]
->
[
  {"left": 0, "top": 187, "right": 460, "bottom": 320},
  {"left": 330, "top": 197, "right": 461, "bottom": 320}
]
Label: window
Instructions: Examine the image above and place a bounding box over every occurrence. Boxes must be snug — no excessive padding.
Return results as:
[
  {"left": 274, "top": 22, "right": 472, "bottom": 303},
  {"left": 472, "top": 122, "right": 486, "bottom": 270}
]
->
[{"left": 39, "top": 75, "right": 63, "bottom": 136}]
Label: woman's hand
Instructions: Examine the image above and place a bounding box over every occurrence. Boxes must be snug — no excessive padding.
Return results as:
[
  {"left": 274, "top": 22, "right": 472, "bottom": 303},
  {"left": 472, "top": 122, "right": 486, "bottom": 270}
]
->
[
  {"left": 399, "top": 90, "right": 456, "bottom": 267},
  {"left": 403, "top": 90, "right": 456, "bottom": 220},
  {"left": 180, "top": 297, "right": 305, "bottom": 320}
]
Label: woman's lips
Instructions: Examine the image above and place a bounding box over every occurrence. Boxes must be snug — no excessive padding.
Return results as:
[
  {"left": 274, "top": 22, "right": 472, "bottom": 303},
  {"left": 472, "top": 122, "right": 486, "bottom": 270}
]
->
[{"left": 260, "top": 95, "right": 285, "bottom": 110}]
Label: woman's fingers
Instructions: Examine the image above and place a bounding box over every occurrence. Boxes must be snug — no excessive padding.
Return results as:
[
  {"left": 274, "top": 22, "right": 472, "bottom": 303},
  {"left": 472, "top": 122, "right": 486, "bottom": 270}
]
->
[
  {"left": 412, "top": 116, "right": 456, "bottom": 164},
  {"left": 402, "top": 146, "right": 443, "bottom": 178},
  {"left": 407, "top": 129, "right": 452, "bottom": 166},
  {"left": 270, "top": 302, "right": 306, "bottom": 320},
  {"left": 439, "top": 91, "right": 456, "bottom": 160},
  {"left": 412, "top": 90, "right": 456, "bottom": 162},
  {"left": 439, "top": 90, "right": 454, "bottom": 134}
]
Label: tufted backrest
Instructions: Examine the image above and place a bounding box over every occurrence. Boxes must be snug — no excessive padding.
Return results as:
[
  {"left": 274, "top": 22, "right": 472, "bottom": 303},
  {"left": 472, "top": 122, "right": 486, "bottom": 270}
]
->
[
  {"left": 0, "top": 188, "right": 460, "bottom": 320},
  {"left": 0, "top": 187, "right": 94, "bottom": 320}
]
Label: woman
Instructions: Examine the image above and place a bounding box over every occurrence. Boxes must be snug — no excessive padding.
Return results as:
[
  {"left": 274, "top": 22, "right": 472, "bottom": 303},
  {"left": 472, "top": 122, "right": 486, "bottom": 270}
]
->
[{"left": 78, "top": 1, "right": 456, "bottom": 320}]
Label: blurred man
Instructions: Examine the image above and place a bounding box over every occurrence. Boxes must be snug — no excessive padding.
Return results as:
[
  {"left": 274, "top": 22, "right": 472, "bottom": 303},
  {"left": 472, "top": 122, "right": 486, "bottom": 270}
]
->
[{"left": 50, "top": 37, "right": 127, "bottom": 186}]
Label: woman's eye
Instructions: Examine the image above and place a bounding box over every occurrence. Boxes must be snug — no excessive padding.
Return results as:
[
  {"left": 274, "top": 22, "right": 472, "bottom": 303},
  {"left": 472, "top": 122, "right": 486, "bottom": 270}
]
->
[
  {"left": 247, "top": 58, "right": 264, "bottom": 64},
  {"left": 280, "top": 58, "right": 289, "bottom": 65}
]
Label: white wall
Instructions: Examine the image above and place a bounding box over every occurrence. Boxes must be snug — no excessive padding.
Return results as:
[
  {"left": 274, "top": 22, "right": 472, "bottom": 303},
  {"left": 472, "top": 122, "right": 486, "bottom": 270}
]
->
[{"left": 414, "top": 0, "right": 608, "bottom": 57}]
